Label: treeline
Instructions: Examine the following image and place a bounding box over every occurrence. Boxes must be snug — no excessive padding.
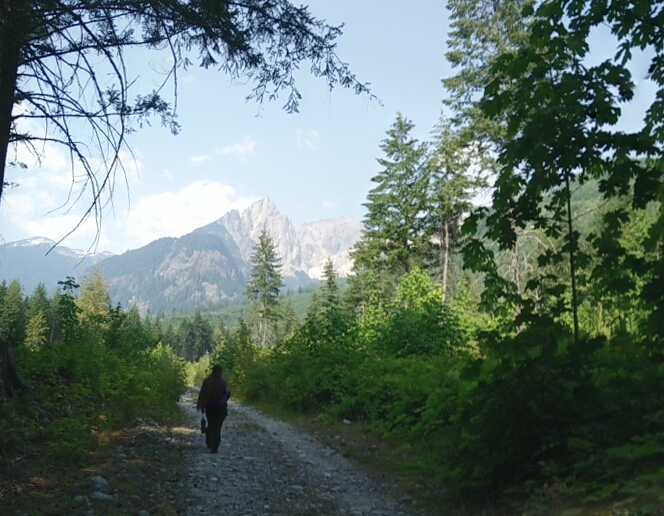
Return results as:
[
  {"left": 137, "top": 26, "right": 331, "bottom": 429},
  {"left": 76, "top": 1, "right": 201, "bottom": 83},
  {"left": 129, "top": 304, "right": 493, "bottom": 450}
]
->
[
  {"left": 213, "top": 183, "right": 662, "bottom": 503},
  {"left": 0, "top": 270, "right": 186, "bottom": 465},
  {"left": 208, "top": 0, "right": 664, "bottom": 506}
]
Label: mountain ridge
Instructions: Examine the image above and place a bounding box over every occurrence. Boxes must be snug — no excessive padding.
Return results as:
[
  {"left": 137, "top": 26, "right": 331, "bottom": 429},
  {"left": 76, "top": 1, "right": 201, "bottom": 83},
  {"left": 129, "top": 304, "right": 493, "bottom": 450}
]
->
[{"left": 0, "top": 199, "right": 362, "bottom": 312}]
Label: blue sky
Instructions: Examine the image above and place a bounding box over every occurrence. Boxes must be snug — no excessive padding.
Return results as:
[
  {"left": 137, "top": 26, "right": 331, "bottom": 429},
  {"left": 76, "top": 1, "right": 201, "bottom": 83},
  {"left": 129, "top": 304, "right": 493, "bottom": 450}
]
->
[
  {"left": 0, "top": 2, "right": 655, "bottom": 256},
  {"left": 0, "top": 1, "right": 452, "bottom": 254}
]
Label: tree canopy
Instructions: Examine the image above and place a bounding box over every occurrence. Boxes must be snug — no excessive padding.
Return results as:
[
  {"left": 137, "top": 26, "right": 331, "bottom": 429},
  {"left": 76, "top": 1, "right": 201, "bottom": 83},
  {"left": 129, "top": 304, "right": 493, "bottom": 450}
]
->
[
  {"left": 0, "top": 0, "right": 373, "bottom": 238},
  {"left": 245, "top": 226, "right": 283, "bottom": 347}
]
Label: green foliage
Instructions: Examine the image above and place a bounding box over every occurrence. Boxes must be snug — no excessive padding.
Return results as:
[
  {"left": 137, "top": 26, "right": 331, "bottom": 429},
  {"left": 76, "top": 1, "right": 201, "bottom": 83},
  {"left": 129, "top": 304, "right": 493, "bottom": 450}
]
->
[
  {"left": 351, "top": 113, "right": 430, "bottom": 275},
  {"left": 0, "top": 279, "right": 25, "bottom": 345},
  {"left": 0, "top": 275, "right": 187, "bottom": 466},
  {"left": 210, "top": 319, "right": 257, "bottom": 398},
  {"left": 186, "top": 352, "right": 211, "bottom": 386},
  {"left": 246, "top": 227, "right": 284, "bottom": 347},
  {"left": 24, "top": 311, "right": 48, "bottom": 349}
]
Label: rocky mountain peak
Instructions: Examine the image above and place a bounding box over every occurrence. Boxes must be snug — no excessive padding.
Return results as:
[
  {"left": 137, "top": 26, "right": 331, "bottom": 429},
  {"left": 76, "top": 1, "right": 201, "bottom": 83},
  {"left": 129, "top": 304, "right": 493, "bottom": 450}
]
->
[{"left": 204, "top": 197, "right": 361, "bottom": 281}]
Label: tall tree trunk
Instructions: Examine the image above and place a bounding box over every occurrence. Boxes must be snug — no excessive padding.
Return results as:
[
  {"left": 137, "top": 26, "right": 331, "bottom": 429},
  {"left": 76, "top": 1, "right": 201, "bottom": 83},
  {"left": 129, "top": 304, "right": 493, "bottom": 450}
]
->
[
  {"left": 0, "top": 1, "right": 29, "bottom": 399},
  {"left": 511, "top": 239, "right": 521, "bottom": 294},
  {"left": 0, "top": 1, "right": 26, "bottom": 203},
  {"left": 260, "top": 299, "right": 267, "bottom": 347},
  {"left": 565, "top": 174, "right": 580, "bottom": 345},
  {"left": 441, "top": 220, "right": 450, "bottom": 305},
  {"left": 0, "top": 338, "right": 27, "bottom": 398}
]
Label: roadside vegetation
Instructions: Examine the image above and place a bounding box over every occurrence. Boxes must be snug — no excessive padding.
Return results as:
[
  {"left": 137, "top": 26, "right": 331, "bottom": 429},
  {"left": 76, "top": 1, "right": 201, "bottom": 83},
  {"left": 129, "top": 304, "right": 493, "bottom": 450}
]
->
[{"left": 2, "top": 0, "right": 664, "bottom": 514}]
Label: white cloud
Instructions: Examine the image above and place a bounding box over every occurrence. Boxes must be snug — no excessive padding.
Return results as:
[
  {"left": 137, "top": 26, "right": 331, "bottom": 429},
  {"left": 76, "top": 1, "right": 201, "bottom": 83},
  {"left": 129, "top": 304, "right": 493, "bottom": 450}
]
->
[
  {"left": 121, "top": 180, "right": 257, "bottom": 247},
  {"left": 217, "top": 136, "right": 256, "bottom": 159},
  {"left": 296, "top": 128, "right": 320, "bottom": 150},
  {"left": 190, "top": 154, "right": 212, "bottom": 166},
  {"left": 0, "top": 135, "right": 144, "bottom": 253},
  {"left": 322, "top": 200, "right": 336, "bottom": 211}
]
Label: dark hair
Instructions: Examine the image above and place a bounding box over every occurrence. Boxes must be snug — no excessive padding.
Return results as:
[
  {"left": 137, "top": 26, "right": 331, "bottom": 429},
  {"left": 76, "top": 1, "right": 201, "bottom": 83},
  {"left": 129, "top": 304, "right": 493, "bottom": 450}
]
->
[{"left": 207, "top": 364, "right": 227, "bottom": 399}]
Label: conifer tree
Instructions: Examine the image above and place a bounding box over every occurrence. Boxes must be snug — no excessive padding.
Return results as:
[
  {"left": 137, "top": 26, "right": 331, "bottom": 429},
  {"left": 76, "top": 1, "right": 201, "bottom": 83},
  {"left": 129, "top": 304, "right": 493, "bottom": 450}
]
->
[
  {"left": 24, "top": 311, "right": 48, "bottom": 350},
  {"left": 0, "top": 280, "right": 25, "bottom": 345},
  {"left": 245, "top": 227, "right": 284, "bottom": 347},
  {"left": 322, "top": 258, "right": 340, "bottom": 309},
  {"left": 427, "top": 119, "right": 481, "bottom": 302},
  {"left": 443, "top": 0, "right": 533, "bottom": 314},
  {"left": 26, "top": 282, "right": 50, "bottom": 322},
  {"left": 352, "top": 113, "right": 429, "bottom": 275},
  {"left": 0, "top": 0, "right": 373, "bottom": 215},
  {"left": 192, "top": 310, "right": 214, "bottom": 360},
  {"left": 278, "top": 298, "right": 299, "bottom": 341},
  {"left": 76, "top": 266, "right": 112, "bottom": 330}
]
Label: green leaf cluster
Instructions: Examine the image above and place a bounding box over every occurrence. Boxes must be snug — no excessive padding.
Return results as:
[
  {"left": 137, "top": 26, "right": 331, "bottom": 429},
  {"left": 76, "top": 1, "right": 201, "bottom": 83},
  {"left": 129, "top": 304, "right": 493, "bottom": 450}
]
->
[{"left": 1, "top": 271, "right": 187, "bottom": 467}]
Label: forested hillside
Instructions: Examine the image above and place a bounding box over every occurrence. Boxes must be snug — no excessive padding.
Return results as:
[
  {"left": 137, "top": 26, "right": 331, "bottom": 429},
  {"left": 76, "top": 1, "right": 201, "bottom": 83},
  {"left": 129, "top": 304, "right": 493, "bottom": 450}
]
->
[{"left": 2, "top": 0, "right": 664, "bottom": 513}]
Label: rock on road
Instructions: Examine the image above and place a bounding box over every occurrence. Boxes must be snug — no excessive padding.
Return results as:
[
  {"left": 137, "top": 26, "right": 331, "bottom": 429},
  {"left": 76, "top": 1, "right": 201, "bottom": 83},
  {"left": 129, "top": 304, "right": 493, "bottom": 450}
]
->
[{"left": 178, "top": 390, "right": 418, "bottom": 516}]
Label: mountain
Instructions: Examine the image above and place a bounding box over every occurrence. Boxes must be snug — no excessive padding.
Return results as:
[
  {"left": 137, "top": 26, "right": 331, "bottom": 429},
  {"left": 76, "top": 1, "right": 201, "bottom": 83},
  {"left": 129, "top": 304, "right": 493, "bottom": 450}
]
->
[
  {"left": 98, "top": 197, "right": 362, "bottom": 312},
  {"left": 197, "top": 197, "right": 362, "bottom": 281},
  {"left": 0, "top": 237, "right": 114, "bottom": 294},
  {"left": 1, "top": 199, "right": 361, "bottom": 311},
  {"left": 97, "top": 232, "right": 248, "bottom": 313}
]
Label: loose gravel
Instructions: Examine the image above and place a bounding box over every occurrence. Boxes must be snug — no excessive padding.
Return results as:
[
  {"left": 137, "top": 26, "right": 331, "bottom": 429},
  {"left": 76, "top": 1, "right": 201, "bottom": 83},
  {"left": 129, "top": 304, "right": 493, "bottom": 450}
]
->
[{"left": 178, "top": 390, "right": 420, "bottom": 516}]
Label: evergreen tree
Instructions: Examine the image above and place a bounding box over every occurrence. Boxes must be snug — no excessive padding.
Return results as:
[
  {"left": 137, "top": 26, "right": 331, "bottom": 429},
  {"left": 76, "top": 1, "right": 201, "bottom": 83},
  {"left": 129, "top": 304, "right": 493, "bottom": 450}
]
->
[
  {"left": 444, "top": 0, "right": 533, "bottom": 305},
  {"left": 0, "top": 280, "right": 25, "bottom": 345},
  {"left": 192, "top": 310, "right": 214, "bottom": 360},
  {"left": 26, "top": 282, "right": 51, "bottom": 334},
  {"left": 351, "top": 113, "right": 430, "bottom": 276},
  {"left": 76, "top": 266, "right": 112, "bottom": 332},
  {"left": 176, "top": 317, "right": 196, "bottom": 361},
  {"left": 322, "top": 258, "right": 340, "bottom": 306},
  {"left": 300, "top": 261, "right": 352, "bottom": 347},
  {"left": 24, "top": 311, "right": 48, "bottom": 350},
  {"left": 427, "top": 118, "right": 481, "bottom": 302},
  {"left": 54, "top": 278, "right": 81, "bottom": 345},
  {"left": 443, "top": 0, "right": 532, "bottom": 143},
  {"left": 0, "top": 0, "right": 372, "bottom": 209},
  {"left": 278, "top": 298, "right": 299, "bottom": 341},
  {"left": 162, "top": 322, "right": 176, "bottom": 349},
  {"left": 245, "top": 227, "right": 284, "bottom": 347}
]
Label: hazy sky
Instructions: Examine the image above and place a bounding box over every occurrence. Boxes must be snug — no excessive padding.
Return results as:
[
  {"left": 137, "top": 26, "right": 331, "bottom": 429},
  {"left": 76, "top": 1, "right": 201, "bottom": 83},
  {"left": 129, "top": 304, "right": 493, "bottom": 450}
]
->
[
  {"left": 0, "top": 1, "right": 452, "bottom": 254},
  {"left": 0, "top": 2, "right": 656, "bottom": 256}
]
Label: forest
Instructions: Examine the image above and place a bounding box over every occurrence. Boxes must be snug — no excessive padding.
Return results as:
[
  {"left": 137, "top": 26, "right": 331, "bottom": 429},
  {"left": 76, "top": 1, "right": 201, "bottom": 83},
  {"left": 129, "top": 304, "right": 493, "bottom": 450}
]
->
[{"left": 2, "top": 0, "right": 664, "bottom": 512}]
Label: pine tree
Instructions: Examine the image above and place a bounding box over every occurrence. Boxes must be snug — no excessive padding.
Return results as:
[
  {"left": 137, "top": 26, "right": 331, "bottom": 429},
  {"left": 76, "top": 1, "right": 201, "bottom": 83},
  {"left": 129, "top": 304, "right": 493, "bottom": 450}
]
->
[
  {"left": 351, "top": 113, "right": 430, "bottom": 275},
  {"left": 427, "top": 118, "right": 481, "bottom": 302},
  {"left": 24, "top": 311, "right": 48, "bottom": 350},
  {"left": 245, "top": 227, "right": 284, "bottom": 347},
  {"left": 76, "top": 266, "right": 111, "bottom": 324},
  {"left": 26, "top": 282, "right": 51, "bottom": 335},
  {"left": 444, "top": 0, "right": 533, "bottom": 313},
  {"left": 0, "top": 280, "right": 25, "bottom": 345}
]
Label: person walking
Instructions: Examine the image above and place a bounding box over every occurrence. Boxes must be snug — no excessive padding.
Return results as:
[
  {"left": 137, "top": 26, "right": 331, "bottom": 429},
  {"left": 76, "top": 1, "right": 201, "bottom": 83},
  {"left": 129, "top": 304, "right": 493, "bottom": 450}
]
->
[{"left": 196, "top": 364, "right": 230, "bottom": 453}]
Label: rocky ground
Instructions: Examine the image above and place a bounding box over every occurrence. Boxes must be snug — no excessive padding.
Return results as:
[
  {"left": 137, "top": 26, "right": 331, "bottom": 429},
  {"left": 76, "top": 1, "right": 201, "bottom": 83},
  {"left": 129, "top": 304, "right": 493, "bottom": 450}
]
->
[
  {"left": 179, "top": 389, "right": 419, "bottom": 516},
  {"left": 4, "top": 389, "right": 425, "bottom": 515}
]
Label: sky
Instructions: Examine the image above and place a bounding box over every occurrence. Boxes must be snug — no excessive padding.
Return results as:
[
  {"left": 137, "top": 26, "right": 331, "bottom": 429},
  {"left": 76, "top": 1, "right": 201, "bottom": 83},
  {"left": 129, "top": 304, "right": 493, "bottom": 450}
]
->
[
  {"left": 0, "top": 1, "right": 453, "bottom": 255},
  {"left": 0, "top": 2, "right": 656, "bottom": 256}
]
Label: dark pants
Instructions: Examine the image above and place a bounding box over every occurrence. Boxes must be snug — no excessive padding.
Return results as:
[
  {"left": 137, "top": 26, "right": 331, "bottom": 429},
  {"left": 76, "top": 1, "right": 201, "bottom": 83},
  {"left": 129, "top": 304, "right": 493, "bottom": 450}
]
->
[{"left": 205, "top": 403, "right": 228, "bottom": 452}]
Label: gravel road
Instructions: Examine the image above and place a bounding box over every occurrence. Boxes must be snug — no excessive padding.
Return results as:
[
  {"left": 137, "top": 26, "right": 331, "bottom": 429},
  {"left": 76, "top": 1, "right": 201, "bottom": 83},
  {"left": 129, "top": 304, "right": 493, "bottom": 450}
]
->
[{"left": 178, "top": 390, "right": 419, "bottom": 516}]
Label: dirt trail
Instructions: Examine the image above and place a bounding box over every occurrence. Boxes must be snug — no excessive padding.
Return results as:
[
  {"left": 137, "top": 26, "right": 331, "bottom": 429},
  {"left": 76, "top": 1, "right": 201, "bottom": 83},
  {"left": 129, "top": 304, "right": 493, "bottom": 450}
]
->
[{"left": 178, "top": 390, "right": 418, "bottom": 516}]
